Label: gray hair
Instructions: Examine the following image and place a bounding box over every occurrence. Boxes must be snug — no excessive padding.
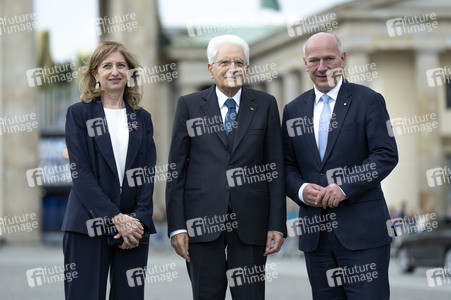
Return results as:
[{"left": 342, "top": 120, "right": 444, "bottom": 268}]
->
[
  {"left": 302, "top": 32, "right": 343, "bottom": 57},
  {"left": 207, "top": 34, "right": 250, "bottom": 65}
]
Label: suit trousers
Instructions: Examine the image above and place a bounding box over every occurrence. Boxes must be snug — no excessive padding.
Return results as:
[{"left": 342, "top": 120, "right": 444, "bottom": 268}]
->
[
  {"left": 187, "top": 225, "right": 267, "bottom": 300},
  {"left": 63, "top": 231, "right": 149, "bottom": 300},
  {"left": 304, "top": 225, "right": 390, "bottom": 300}
]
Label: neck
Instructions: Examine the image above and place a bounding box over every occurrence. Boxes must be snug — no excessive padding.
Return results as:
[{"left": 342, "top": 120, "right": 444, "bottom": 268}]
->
[
  {"left": 101, "top": 90, "right": 125, "bottom": 109},
  {"left": 219, "top": 86, "right": 240, "bottom": 98}
]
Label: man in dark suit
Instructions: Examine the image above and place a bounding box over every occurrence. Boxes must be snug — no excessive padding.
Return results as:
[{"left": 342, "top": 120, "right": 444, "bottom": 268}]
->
[
  {"left": 166, "top": 34, "right": 286, "bottom": 300},
  {"left": 282, "top": 32, "right": 398, "bottom": 299}
]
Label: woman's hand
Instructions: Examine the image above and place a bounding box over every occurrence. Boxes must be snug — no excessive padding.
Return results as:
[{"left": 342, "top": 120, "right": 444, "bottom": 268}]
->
[{"left": 112, "top": 213, "right": 144, "bottom": 250}]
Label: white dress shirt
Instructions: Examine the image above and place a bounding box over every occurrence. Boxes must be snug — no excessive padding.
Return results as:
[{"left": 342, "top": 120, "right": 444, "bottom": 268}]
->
[
  {"left": 104, "top": 107, "right": 129, "bottom": 187},
  {"left": 216, "top": 86, "right": 241, "bottom": 121}
]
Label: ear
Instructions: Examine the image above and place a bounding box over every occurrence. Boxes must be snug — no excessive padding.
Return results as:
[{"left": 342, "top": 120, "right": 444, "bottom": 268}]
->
[
  {"left": 303, "top": 57, "right": 309, "bottom": 72},
  {"left": 207, "top": 64, "right": 214, "bottom": 79},
  {"left": 91, "top": 70, "right": 98, "bottom": 82},
  {"left": 340, "top": 52, "right": 347, "bottom": 68}
]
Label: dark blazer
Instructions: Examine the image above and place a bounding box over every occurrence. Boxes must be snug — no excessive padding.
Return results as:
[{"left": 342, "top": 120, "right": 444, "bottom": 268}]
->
[
  {"left": 282, "top": 79, "right": 398, "bottom": 252},
  {"left": 62, "top": 100, "right": 156, "bottom": 235},
  {"left": 166, "top": 85, "right": 287, "bottom": 245}
]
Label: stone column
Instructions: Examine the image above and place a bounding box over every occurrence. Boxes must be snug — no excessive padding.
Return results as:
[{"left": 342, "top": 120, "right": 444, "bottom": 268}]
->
[
  {"left": 100, "top": 0, "right": 167, "bottom": 207},
  {"left": 415, "top": 51, "right": 442, "bottom": 213},
  {"left": 266, "top": 78, "right": 283, "bottom": 109},
  {"left": 344, "top": 51, "right": 374, "bottom": 89},
  {"left": 0, "top": 0, "right": 40, "bottom": 242},
  {"left": 282, "top": 70, "right": 301, "bottom": 106}
]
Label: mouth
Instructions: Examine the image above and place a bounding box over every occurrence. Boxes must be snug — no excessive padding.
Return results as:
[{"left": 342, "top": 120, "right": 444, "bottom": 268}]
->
[
  {"left": 109, "top": 78, "right": 122, "bottom": 83},
  {"left": 225, "top": 75, "right": 241, "bottom": 80},
  {"left": 315, "top": 73, "right": 328, "bottom": 81}
]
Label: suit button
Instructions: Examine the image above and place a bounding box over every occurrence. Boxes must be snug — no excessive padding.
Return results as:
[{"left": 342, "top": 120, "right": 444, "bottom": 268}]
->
[
  {"left": 140, "top": 149, "right": 144, "bottom": 155},
  {"left": 226, "top": 185, "right": 230, "bottom": 190},
  {"left": 320, "top": 172, "right": 324, "bottom": 176},
  {"left": 97, "top": 171, "right": 101, "bottom": 177}
]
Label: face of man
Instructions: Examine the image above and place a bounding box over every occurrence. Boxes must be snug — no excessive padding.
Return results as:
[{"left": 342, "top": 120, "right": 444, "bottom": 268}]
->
[
  {"left": 303, "top": 33, "right": 346, "bottom": 93},
  {"left": 208, "top": 43, "right": 249, "bottom": 97}
]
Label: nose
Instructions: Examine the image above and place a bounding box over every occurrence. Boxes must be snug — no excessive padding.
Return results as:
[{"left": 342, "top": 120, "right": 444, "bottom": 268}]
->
[
  {"left": 111, "top": 66, "right": 120, "bottom": 75},
  {"left": 317, "top": 60, "right": 328, "bottom": 71}
]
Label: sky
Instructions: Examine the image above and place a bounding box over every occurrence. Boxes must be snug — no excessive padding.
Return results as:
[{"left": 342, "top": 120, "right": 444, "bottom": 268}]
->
[{"left": 33, "top": 0, "right": 350, "bottom": 63}]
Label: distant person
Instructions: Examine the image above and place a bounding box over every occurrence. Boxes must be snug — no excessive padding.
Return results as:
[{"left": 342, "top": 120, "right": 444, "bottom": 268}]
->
[
  {"left": 283, "top": 32, "right": 398, "bottom": 299},
  {"left": 62, "top": 41, "right": 156, "bottom": 299},
  {"left": 166, "top": 34, "right": 286, "bottom": 299}
]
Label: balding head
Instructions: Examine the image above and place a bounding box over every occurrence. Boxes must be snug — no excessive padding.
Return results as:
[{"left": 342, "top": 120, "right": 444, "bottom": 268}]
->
[
  {"left": 302, "top": 32, "right": 346, "bottom": 93},
  {"left": 303, "top": 32, "right": 343, "bottom": 57}
]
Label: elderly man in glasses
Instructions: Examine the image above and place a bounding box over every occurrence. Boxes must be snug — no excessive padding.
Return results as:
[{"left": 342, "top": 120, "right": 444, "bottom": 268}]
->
[{"left": 166, "top": 34, "right": 287, "bottom": 300}]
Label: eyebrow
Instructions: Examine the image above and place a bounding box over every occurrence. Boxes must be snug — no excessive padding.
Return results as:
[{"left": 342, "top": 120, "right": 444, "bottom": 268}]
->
[{"left": 101, "top": 61, "right": 127, "bottom": 64}]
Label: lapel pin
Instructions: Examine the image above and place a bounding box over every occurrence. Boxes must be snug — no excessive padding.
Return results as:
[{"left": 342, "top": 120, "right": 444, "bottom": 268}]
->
[
  {"left": 344, "top": 103, "right": 347, "bottom": 106},
  {"left": 131, "top": 124, "right": 138, "bottom": 131},
  {"left": 250, "top": 107, "right": 254, "bottom": 110}
]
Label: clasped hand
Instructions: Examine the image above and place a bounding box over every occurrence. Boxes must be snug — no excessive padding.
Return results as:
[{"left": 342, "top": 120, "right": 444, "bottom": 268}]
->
[
  {"left": 111, "top": 213, "right": 144, "bottom": 250},
  {"left": 302, "top": 183, "right": 347, "bottom": 209}
]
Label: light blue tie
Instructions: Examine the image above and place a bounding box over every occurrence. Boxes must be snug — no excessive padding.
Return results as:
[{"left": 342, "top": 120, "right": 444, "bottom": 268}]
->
[
  {"left": 224, "top": 98, "right": 236, "bottom": 135},
  {"left": 318, "top": 94, "right": 331, "bottom": 161}
]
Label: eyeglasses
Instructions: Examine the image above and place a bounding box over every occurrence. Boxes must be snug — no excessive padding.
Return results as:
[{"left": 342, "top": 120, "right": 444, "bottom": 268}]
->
[{"left": 212, "top": 59, "right": 246, "bottom": 68}]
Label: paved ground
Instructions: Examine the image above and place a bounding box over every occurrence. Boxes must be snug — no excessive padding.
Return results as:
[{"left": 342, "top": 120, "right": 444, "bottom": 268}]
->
[{"left": 0, "top": 241, "right": 450, "bottom": 300}]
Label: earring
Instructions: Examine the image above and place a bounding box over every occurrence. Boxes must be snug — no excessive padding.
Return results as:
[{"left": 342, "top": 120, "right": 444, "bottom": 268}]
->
[{"left": 95, "top": 82, "right": 100, "bottom": 89}]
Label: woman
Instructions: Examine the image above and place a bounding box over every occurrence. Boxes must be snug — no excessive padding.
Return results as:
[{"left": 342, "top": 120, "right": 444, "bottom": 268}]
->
[{"left": 62, "top": 41, "right": 156, "bottom": 299}]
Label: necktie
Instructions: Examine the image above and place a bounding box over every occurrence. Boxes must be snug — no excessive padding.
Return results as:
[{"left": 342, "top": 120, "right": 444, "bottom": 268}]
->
[
  {"left": 224, "top": 98, "right": 236, "bottom": 135},
  {"left": 318, "top": 94, "right": 331, "bottom": 161}
]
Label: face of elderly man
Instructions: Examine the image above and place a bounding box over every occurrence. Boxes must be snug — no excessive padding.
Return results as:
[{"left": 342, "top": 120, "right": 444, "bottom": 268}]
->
[
  {"left": 303, "top": 33, "right": 346, "bottom": 93},
  {"left": 207, "top": 43, "right": 249, "bottom": 97}
]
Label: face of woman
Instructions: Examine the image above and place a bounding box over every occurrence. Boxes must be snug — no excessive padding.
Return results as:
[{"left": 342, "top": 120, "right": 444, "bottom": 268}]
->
[{"left": 93, "top": 51, "right": 129, "bottom": 93}]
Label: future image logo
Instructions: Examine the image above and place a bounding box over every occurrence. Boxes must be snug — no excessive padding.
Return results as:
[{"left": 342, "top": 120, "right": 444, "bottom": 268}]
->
[
  {"left": 386, "top": 13, "right": 438, "bottom": 37},
  {"left": 226, "top": 263, "right": 278, "bottom": 287},
  {"left": 326, "top": 263, "right": 378, "bottom": 287},
  {"left": 426, "top": 267, "right": 451, "bottom": 287},
  {"left": 426, "top": 166, "right": 451, "bottom": 187},
  {"left": 186, "top": 213, "right": 238, "bottom": 237}
]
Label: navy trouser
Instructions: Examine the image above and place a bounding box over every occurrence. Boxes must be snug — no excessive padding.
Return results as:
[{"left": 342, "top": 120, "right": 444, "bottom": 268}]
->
[
  {"left": 304, "top": 229, "right": 390, "bottom": 300},
  {"left": 63, "top": 231, "right": 149, "bottom": 300}
]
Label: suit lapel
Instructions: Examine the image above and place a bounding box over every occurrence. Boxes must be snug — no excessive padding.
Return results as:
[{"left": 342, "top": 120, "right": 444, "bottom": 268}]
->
[
  {"left": 321, "top": 80, "right": 352, "bottom": 165},
  {"left": 301, "top": 90, "right": 322, "bottom": 165},
  {"left": 200, "top": 85, "right": 227, "bottom": 147},
  {"left": 90, "top": 101, "right": 118, "bottom": 177},
  {"left": 231, "top": 87, "right": 257, "bottom": 154},
  {"left": 124, "top": 103, "right": 142, "bottom": 172}
]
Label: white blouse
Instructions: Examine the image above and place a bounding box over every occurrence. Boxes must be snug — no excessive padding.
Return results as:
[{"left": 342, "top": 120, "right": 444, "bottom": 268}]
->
[{"left": 104, "top": 108, "right": 129, "bottom": 187}]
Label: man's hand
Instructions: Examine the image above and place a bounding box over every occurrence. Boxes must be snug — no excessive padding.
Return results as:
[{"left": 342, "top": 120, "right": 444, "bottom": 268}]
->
[
  {"left": 303, "top": 184, "right": 325, "bottom": 207},
  {"left": 316, "top": 184, "right": 347, "bottom": 209},
  {"left": 171, "top": 232, "right": 191, "bottom": 262},
  {"left": 263, "top": 231, "right": 284, "bottom": 256},
  {"left": 112, "top": 213, "right": 144, "bottom": 250}
]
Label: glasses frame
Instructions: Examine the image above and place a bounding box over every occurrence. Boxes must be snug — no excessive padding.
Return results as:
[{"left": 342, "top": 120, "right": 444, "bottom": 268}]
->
[{"left": 212, "top": 59, "right": 247, "bottom": 68}]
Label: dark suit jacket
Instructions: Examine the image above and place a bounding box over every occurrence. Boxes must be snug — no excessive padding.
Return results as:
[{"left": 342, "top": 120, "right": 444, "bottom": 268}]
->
[
  {"left": 282, "top": 79, "right": 398, "bottom": 252},
  {"left": 166, "top": 85, "right": 286, "bottom": 245},
  {"left": 62, "top": 100, "right": 156, "bottom": 235}
]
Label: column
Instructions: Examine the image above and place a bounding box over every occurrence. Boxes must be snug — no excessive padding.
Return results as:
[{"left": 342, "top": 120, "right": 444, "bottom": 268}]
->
[
  {"left": 282, "top": 71, "right": 301, "bottom": 106},
  {"left": 100, "top": 0, "right": 165, "bottom": 206},
  {"left": 0, "top": 0, "right": 40, "bottom": 242},
  {"left": 415, "top": 51, "right": 442, "bottom": 213}
]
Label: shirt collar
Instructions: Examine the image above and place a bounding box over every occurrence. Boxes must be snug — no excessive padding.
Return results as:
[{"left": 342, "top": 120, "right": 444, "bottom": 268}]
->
[
  {"left": 314, "top": 76, "right": 343, "bottom": 104},
  {"left": 216, "top": 86, "right": 241, "bottom": 108}
]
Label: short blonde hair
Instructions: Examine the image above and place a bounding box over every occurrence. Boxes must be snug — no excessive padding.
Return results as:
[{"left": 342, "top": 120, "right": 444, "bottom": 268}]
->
[{"left": 80, "top": 40, "right": 142, "bottom": 111}]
